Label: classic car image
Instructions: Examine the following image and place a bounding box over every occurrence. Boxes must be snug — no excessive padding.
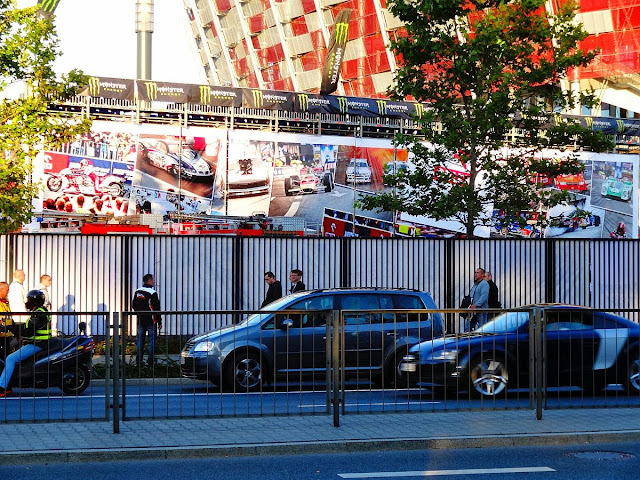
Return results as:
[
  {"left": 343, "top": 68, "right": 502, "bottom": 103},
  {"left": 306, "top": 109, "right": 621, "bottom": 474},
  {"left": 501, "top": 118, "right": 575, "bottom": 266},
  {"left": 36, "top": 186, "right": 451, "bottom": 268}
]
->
[
  {"left": 601, "top": 177, "right": 632, "bottom": 201},
  {"left": 346, "top": 158, "right": 372, "bottom": 184},
  {"left": 555, "top": 173, "right": 588, "bottom": 191},
  {"left": 284, "top": 167, "right": 334, "bottom": 196},
  {"left": 400, "top": 306, "right": 640, "bottom": 398}
]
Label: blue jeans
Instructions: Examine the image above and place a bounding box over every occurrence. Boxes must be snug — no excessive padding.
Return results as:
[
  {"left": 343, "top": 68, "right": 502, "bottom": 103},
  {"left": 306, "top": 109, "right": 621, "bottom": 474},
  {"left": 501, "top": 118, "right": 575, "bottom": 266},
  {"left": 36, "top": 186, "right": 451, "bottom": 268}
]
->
[
  {"left": 0, "top": 344, "right": 42, "bottom": 389},
  {"left": 136, "top": 324, "right": 156, "bottom": 364}
]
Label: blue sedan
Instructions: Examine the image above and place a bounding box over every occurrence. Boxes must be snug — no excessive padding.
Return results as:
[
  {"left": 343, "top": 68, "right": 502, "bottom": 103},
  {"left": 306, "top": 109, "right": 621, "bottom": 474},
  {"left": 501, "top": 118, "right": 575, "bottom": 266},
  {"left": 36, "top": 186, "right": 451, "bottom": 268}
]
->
[{"left": 399, "top": 305, "right": 640, "bottom": 398}]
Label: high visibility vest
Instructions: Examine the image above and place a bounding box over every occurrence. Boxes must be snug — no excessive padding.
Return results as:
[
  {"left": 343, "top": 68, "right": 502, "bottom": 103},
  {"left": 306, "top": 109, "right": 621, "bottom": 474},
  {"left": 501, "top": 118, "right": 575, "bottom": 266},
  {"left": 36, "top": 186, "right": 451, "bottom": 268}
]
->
[{"left": 23, "top": 307, "right": 52, "bottom": 341}]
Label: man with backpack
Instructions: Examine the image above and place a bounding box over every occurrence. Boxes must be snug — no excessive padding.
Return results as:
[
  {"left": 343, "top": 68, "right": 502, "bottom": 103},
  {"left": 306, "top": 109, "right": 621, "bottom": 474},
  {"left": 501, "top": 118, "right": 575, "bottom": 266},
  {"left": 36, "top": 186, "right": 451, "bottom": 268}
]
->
[{"left": 132, "top": 274, "right": 162, "bottom": 366}]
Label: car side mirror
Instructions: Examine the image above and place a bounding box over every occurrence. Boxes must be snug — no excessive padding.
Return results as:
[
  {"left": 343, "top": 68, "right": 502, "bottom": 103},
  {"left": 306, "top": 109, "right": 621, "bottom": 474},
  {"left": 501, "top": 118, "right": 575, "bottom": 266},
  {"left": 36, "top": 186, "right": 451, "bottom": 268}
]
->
[{"left": 279, "top": 318, "right": 294, "bottom": 329}]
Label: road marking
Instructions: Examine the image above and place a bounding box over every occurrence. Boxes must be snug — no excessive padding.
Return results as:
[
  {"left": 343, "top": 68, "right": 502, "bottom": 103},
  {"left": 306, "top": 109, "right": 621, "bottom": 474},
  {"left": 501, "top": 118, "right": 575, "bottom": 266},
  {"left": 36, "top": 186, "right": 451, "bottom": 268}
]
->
[
  {"left": 338, "top": 467, "right": 556, "bottom": 478},
  {"left": 285, "top": 201, "right": 300, "bottom": 216}
]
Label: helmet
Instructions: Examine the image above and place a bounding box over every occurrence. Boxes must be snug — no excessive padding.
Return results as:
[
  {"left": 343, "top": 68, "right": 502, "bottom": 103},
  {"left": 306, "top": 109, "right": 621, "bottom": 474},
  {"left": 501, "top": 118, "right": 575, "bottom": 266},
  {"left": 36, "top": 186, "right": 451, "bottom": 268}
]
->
[
  {"left": 618, "top": 222, "right": 626, "bottom": 231},
  {"left": 80, "top": 158, "right": 91, "bottom": 168},
  {"left": 25, "top": 290, "right": 45, "bottom": 311}
]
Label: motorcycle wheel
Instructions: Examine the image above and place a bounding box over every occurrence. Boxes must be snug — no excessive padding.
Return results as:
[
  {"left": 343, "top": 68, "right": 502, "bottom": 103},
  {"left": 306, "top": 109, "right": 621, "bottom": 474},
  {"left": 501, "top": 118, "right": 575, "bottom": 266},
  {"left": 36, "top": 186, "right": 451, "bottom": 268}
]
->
[
  {"left": 61, "top": 364, "right": 91, "bottom": 395},
  {"left": 104, "top": 182, "right": 124, "bottom": 197},
  {"left": 46, "top": 176, "right": 63, "bottom": 192}
]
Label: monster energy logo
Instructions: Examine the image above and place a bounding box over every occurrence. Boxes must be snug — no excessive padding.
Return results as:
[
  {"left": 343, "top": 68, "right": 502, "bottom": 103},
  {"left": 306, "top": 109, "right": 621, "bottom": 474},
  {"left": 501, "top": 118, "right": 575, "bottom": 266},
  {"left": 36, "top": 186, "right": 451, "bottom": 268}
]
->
[
  {"left": 144, "top": 82, "right": 158, "bottom": 101},
  {"left": 553, "top": 113, "right": 562, "bottom": 126},
  {"left": 298, "top": 94, "right": 309, "bottom": 111},
  {"left": 585, "top": 117, "right": 593, "bottom": 130},
  {"left": 414, "top": 103, "right": 425, "bottom": 118},
  {"left": 199, "top": 85, "right": 211, "bottom": 105},
  {"left": 376, "top": 100, "right": 387, "bottom": 116},
  {"left": 337, "top": 97, "right": 348, "bottom": 114},
  {"left": 39, "top": 0, "right": 60, "bottom": 13},
  {"left": 252, "top": 90, "right": 264, "bottom": 108},
  {"left": 617, "top": 119, "right": 625, "bottom": 133},
  {"left": 88, "top": 77, "right": 101, "bottom": 96},
  {"left": 335, "top": 22, "right": 349, "bottom": 45}
]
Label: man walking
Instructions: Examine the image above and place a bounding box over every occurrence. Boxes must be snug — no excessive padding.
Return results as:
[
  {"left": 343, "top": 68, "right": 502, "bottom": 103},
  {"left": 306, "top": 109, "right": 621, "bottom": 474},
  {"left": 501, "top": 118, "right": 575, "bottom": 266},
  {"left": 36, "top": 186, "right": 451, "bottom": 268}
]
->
[
  {"left": 469, "top": 267, "right": 489, "bottom": 331},
  {"left": 0, "top": 282, "right": 15, "bottom": 358},
  {"left": 484, "top": 271, "right": 501, "bottom": 309},
  {"left": 262, "top": 272, "right": 282, "bottom": 308},
  {"left": 288, "top": 269, "right": 305, "bottom": 294},
  {"left": 132, "top": 274, "right": 162, "bottom": 366},
  {"left": 8, "top": 269, "right": 27, "bottom": 321}
]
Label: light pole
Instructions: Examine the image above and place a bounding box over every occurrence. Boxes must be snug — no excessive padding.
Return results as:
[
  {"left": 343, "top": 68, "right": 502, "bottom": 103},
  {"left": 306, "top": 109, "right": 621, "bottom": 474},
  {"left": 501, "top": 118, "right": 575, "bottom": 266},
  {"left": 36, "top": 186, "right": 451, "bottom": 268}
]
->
[{"left": 136, "top": 0, "right": 154, "bottom": 80}]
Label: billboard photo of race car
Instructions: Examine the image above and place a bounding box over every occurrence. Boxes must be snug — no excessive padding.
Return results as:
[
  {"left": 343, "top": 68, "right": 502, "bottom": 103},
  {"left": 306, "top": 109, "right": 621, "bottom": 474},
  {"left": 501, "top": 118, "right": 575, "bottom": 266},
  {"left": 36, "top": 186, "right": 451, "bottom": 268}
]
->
[{"left": 284, "top": 167, "right": 334, "bottom": 196}]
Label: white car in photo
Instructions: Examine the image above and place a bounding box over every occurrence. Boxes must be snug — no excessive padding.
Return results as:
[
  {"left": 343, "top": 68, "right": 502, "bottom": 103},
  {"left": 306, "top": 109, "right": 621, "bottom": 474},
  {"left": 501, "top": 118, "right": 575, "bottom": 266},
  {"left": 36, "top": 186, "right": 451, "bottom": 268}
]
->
[
  {"left": 346, "top": 158, "right": 372, "bottom": 184},
  {"left": 223, "top": 157, "right": 271, "bottom": 197}
]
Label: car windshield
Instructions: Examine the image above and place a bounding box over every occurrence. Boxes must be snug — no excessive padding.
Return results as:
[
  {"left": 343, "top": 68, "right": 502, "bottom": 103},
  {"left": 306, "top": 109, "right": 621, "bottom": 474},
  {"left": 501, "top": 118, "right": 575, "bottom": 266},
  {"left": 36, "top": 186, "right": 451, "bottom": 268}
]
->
[
  {"left": 348, "top": 160, "right": 368, "bottom": 168},
  {"left": 241, "top": 293, "right": 308, "bottom": 326},
  {"left": 475, "top": 311, "right": 529, "bottom": 333}
]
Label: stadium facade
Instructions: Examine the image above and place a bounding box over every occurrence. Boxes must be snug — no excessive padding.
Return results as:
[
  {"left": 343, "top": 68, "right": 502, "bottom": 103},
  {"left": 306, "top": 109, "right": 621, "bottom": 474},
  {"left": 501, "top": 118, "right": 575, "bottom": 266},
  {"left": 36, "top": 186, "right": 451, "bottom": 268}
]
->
[{"left": 183, "top": 0, "right": 640, "bottom": 115}]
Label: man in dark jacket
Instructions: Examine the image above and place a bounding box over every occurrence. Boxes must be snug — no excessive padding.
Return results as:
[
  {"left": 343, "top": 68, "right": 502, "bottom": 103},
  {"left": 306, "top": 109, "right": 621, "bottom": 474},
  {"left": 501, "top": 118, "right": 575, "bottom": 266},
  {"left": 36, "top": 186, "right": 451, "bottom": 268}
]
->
[
  {"left": 485, "top": 271, "right": 501, "bottom": 309},
  {"left": 288, "top": 269, "right": 305, "bottom": 294},
  {"left": 0, "top": 290, "right": 51, "bottom": 397},
  {"left": 132, "top": 273, "right": 162, "bottom": 365},
  {"left": 262, "top": 272, "right": 282, "bottom": 308}
]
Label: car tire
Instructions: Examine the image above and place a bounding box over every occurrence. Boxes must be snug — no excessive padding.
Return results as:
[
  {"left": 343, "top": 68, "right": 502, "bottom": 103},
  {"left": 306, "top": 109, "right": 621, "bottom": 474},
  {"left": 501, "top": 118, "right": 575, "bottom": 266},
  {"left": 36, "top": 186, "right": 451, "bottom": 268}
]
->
[
  {"left": 224, "top": 349, "right": 264, "bottom": 392},
  {"left": 284, "top": 177, "right": 293, "bottom": 196},
  {"left": 61, "top": 364, "right": 91, "bottom": 395},
  {"left": 323, "top": 174, "right": 333, "bottom": 193},
  {"left": 382, "top": 348, "right": 409, "bottom": 389},
  {"left": 625, "top": 352, "right": 640, "bottom": 394},
  {"left": 468, "top": 354, "right": 509, "bottom": 398}
]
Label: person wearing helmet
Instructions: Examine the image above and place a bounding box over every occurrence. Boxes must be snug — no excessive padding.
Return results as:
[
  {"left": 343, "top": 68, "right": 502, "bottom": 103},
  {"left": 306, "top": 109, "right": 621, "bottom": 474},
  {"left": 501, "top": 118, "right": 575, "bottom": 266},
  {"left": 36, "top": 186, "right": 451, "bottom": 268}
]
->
[
  {"left": 0, "top": 290, "right": 52, "bottom": 397},
  {"left": 616, "top": 222, "right": 626, "bottom": 236},
  {"left": 76, "top": 158, "right": 102, "bottom": 194}
]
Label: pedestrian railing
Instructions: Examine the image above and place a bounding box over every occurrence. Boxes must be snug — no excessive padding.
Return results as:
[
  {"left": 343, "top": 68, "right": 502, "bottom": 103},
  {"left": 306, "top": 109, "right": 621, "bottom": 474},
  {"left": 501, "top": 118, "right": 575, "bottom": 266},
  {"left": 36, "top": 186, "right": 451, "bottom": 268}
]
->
[{"left": 2, "top": 307, "right": 639, "bottom": 429}]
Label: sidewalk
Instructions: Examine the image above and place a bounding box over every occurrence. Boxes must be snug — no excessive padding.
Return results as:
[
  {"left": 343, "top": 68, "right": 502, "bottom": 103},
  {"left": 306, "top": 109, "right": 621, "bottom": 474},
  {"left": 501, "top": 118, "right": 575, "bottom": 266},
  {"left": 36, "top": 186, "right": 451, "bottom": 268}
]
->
[{"left": 0, "top": 407, "right": 639, "bottom": 464}]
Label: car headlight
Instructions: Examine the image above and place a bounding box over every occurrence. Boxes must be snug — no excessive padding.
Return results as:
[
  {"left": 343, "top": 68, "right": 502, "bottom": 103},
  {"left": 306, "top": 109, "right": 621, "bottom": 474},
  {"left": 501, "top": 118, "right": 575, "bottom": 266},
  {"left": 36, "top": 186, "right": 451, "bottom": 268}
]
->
[
  {"left": 192, "top": 341, "right": 220, "bottom": 353},
  {"left": 429, "top": 350, "right": 458, "bottom": 361}
]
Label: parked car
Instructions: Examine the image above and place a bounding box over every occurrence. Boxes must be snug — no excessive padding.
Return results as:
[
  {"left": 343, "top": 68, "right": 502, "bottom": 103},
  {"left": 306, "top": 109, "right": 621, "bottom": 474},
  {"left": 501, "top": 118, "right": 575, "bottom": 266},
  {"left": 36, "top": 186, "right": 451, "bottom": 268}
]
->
[
  {"left": 400, "top": 305, "right": 640, "bottom": 398},
  {"left": 601, "top": 177, "right": 632, "bottom": 201},
  {"left": 181, "top": 289, "right": 444, "bottom": 391},
  {"left": 346, "top": 158, "right": 372, "bottom": 184}
]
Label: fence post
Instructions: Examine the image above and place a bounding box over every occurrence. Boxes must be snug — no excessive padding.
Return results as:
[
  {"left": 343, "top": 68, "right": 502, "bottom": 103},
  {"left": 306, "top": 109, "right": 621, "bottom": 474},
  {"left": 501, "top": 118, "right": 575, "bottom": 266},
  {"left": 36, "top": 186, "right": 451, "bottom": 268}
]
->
[
  {"left": 112, "top": 311, "right": 120, "bottom": 434},
  {"left": 545, "top": 240, "right": 556, "bottom": 304},
  {"left": 325, "top": 312, "right": 333, "bottom": 414},
  {"left": 105, "top": 312, "right": 111, "bottom": 421},
  {"left": 332, "top": 309, "right": 341, "bottom": 427},
  {"left": 528, "top": 309, "right": 534, "bottom": 411},
  {"left": 535, "top": 307, "right": 543, "bottom": 420}
]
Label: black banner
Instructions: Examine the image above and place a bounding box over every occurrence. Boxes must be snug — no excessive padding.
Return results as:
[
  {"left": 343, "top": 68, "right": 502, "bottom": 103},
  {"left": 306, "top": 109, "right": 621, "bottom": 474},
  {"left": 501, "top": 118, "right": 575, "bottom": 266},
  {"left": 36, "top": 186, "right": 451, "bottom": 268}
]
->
[
  {"left": 560, "top": 115, "right": 640, "bottom": 136},
  {"left": 187, "top": 85, "right": 243, "bottom": 107},
  {"left": 293, "top": 92, "right": 332, "bottom": 114},
  {"left": 242, "top": 89, "right": 294, "bottom": 110},
  {"left": 320, "top": 9, "right": 352, "bottom": 95},
  {"left": 79, "top": 77, "right": 135, "bottom": 101},
  {"left": 136, "top": 80, "right": 190, "bottom": 103}
]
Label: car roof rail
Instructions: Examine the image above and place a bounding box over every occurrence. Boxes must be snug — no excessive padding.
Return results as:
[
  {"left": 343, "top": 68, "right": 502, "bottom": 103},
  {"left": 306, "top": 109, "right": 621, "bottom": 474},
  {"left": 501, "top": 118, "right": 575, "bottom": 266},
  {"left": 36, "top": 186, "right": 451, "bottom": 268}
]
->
[{"left": 308, "top": 287, "right": 422, "bottom": 293}]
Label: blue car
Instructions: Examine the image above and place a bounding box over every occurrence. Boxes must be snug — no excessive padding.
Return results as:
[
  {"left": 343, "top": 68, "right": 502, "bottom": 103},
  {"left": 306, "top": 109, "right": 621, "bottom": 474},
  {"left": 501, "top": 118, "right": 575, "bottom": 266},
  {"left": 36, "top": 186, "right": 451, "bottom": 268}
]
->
[
  {"left": 400, "top": 305, "right": 640, "bottom": 398},
  {"left": 181, "top": 289, "right": 444, "bottom": 391}
]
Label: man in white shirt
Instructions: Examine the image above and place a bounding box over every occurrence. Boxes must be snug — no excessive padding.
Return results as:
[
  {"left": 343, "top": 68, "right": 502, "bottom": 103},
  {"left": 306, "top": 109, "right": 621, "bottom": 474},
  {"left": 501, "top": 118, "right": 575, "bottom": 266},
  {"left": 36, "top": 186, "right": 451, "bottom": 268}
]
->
[
  {"left": 34, "top": 274, "right": 52, "bottom": 311},
  {"left": 8, "top": 269, "right": 27, "bottom": 321}
]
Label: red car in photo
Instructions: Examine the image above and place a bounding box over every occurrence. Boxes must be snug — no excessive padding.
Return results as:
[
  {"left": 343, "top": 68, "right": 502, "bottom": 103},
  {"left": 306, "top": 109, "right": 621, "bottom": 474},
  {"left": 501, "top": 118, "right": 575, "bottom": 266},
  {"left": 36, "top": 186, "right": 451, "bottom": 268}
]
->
[{"left": 555, "top": 173, "right": 588, "bottom": 191}]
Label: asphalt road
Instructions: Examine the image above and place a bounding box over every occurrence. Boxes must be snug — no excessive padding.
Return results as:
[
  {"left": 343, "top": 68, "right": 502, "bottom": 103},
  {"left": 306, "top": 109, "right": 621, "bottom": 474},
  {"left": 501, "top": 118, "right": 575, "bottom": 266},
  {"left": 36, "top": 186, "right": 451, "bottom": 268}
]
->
[
  {"left": 3, "top": 441, "right": 640, "bottom": 479},
  {"left": 1, "top": 383, "right": 638, "bottom": 422}
]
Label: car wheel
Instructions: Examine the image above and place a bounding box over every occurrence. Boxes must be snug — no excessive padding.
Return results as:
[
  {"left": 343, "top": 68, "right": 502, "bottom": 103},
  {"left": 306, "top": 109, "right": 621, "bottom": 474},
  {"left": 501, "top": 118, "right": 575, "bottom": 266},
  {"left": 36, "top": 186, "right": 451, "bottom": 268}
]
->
[
  {"left": 382, "top": 348, "right": 408, "bottom": 389},
  {"left": 284, "top": 177, "right": 293, "bottom": 196},
  {"left": 61, "top": 364, "right": 91, "bottom": 395},
  {"left": 468, "top": 354, "right": 509, "bottom": 398},
  {"left": 626, "top": 354, "right": 640, "bottom": 393},
  {"left": 323, "top": 174, "right": 333, "bottom": 193},
  {"left": 225, "top": 349, "right": 264, "bottom": 392}
]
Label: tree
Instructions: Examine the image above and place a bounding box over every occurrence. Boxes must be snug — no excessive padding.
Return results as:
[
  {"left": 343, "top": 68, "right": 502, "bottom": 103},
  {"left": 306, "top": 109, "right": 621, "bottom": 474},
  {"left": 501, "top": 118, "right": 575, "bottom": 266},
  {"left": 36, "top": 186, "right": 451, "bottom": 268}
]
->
[
  {"left": 359, "top": 0, "right": 613, "bottom": 237},
  {"left": 0, "top": 0, "right": 90, "bottom": 233}
]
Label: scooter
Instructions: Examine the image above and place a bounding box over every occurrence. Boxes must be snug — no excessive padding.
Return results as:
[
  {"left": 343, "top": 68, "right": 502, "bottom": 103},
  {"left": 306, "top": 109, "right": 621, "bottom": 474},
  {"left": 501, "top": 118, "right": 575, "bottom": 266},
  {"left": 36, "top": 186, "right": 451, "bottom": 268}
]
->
[{"left": 3, "top": 322, "right": 95, "bottom": 395}]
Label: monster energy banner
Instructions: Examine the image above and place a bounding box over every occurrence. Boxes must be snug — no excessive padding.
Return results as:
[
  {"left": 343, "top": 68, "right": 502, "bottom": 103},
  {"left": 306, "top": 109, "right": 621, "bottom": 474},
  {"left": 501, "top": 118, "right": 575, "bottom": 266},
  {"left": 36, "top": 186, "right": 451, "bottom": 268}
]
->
[
  {"left": 38, "top": 0, "right": 60, "bottom": 17},
  {"left": 324, "top": 96, "right": 425, "bottom": 118},
  {"left": 79, "top": 77, "right": 135, "bottom": 101},
  {"left": 561, "top": 115, "right": 640, "bottom": 137},
  {"left": 242, "top": 89, "right": 294, "bottom": 110},
  {"left": 187, "top": 85, "right": 243, "bottom": 107},
  {"left": 136, "top": 80, "right": 190, "bottom": 103},
  {"left": 294, "top": 93, "right": 332, "bottom": 114},
  {"left": 320, "top": 9, "right": 352, "bottom": 95}
]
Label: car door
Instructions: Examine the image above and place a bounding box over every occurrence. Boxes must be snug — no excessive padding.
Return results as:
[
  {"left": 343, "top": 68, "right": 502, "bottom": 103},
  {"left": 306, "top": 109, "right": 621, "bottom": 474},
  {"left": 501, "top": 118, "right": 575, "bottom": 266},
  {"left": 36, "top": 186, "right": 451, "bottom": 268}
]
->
[
  {"left": 544, "top": 310, "right": 598, "bottom": 387},
  {"left": 339, "top": 294, "right": 383, "bottom": 373},
  {"left": 271, "top": 295, "right": 333, "bottom": 377}
]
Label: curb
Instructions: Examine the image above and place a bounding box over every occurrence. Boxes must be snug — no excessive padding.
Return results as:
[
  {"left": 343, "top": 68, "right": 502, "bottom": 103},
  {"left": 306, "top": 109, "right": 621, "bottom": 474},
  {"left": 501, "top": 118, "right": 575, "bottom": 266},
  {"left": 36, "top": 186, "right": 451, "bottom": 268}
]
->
[{"left": 2, "top": 430, "right": 640, "bottom": 464}]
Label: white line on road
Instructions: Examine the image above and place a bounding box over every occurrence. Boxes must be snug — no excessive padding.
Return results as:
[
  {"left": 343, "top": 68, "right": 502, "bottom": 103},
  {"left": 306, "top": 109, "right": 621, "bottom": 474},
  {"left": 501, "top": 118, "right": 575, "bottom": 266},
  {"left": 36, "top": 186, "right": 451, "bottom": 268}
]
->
[
  {"left": 338, "top": 467, "right": 556, "bottom": 478},
  {"left": 285, "top": 201, "right": 300, "bottom": 216}
]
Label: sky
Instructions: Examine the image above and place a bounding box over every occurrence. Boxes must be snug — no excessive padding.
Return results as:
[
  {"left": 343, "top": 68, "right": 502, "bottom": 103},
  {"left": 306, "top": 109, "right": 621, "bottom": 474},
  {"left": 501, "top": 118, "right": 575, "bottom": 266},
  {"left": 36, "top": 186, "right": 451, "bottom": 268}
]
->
[{"left": 52, "top": 0, "right": 207, "bottom": 84}]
